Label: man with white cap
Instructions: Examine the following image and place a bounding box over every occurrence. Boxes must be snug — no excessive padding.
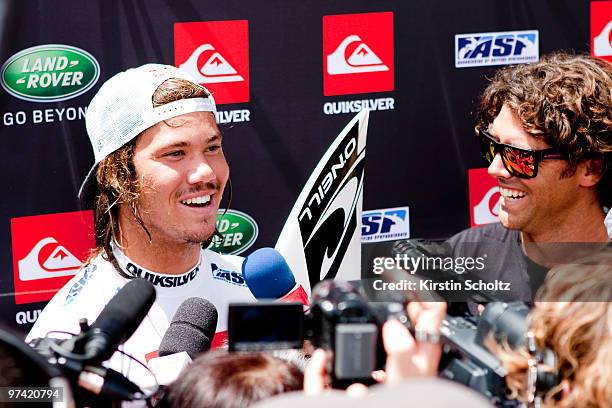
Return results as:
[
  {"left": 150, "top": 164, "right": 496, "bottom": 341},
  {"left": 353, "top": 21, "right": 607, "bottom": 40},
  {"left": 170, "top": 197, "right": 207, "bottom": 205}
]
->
[{"left": 27, "top": 64, "right": 255, "bottom": 384}]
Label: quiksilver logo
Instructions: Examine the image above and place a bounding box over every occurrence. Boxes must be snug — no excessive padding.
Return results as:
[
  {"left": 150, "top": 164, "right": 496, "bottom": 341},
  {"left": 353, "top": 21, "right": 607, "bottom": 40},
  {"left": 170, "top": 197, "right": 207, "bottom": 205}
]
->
[{"left": 125, "top": 262, "right": 199, "bottom": 288}]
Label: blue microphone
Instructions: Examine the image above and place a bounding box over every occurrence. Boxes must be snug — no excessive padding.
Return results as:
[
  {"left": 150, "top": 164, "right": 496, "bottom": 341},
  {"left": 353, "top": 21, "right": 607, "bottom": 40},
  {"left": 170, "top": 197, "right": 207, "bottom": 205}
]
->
[{"left": 242, "top": 248, "right": 308, "bottom": 304}]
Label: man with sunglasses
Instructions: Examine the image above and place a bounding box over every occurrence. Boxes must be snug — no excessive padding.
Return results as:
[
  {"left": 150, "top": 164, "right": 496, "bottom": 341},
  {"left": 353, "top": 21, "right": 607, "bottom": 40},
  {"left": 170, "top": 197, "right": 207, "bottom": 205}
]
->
[{"left": 446, "top": 52, "right": 611, "bottom": 303}]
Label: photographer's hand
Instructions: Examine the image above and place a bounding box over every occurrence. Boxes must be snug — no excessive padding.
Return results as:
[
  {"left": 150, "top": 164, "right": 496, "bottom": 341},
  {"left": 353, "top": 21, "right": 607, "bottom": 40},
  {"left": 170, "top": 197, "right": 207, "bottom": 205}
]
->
[
  {"left": 304, "top": 302, "right": 446, "bottom": 394},
  {"left": 384, "top": 301, "right": 446, "bottom": 384},
  {"left": 304, "top": 349, "right": 326, "bottom": 395},
  {"left": 304, "top": 349, "right": 368, "bottom": 396}
]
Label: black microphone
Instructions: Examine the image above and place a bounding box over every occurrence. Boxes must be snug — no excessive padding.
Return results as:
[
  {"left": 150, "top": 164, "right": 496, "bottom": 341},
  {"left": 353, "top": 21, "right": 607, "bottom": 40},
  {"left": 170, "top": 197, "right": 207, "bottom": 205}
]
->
[
  {"left": 83, "top": 278, "right": 156, "bottom": 363},
  {"left": 158, "top": 297, "right": 218, "bottom": 359},
  {"left": 77, "top": 365, "right": 144, "bottom": 401}
]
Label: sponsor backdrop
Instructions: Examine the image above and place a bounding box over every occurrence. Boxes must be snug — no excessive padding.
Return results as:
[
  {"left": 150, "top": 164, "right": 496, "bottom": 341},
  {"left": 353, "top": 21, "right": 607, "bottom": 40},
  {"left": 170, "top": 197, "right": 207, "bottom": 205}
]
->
[{"left": 0, "top": 0, "right": 603, "bottom": 334}]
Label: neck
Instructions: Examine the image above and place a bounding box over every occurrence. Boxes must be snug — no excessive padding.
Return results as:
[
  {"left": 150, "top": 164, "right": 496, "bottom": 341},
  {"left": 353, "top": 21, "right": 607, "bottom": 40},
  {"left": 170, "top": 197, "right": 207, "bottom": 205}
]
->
[
  {"left": 521, "top": 197, "right": 607, "bottom": 244},
  {"left": 520, "top": 198, "right": 608, "bottom": 267},
  {"left": 116, "top": 210, "right": 201, "bottom": 275}
]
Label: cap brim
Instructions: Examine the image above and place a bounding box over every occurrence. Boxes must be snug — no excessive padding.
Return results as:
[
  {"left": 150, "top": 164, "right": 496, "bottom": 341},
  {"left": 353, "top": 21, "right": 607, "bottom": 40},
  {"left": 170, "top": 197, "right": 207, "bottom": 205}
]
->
[{"left": 78, "top": 163, "right": 99, "bottom": 209}]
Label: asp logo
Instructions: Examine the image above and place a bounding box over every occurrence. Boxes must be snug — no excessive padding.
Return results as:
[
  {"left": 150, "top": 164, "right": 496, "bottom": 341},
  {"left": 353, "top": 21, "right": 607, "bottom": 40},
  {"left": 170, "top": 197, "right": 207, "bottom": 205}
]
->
[
  {"left": 469, "top": 168, "right": 500, "bottom": 227},
  {"left": 209, "top": 209, "right": 259, "bottom": 255},
  {"left": 362, "top": 206, "right": 410, "bottom": 243},
  {"left": 211, "top": 263, "right": 246, "bottom": 286},
  {"left": 174, "top": 20, "right": 249, "bottom": 104},
  {"left": 10, "top": 210, "right": 95, "bottom": 304},
  {"left": 1, "top": 44, "right": 99, "bottom": 102},
  {"left": 591, "top": 1, "right": 612, "bottom": 63},
  {"left": 455, "top": 30, "right": 539, "bottom": 68},
  {"left": 323, "top": 12, "right": 394, "bottom": 96}
]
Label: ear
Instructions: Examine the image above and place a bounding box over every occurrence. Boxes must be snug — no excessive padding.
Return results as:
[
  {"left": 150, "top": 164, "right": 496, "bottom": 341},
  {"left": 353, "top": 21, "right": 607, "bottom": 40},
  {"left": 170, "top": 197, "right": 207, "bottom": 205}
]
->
[{"left": 578, "top": 158, "right": 604, "bottom": 187}]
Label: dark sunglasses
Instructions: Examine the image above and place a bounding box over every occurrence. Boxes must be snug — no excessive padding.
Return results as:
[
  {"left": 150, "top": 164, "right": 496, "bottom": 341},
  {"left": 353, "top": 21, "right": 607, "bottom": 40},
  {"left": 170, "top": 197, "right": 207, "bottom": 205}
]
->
[{"left": 478, "top": 129, "right": 563, "bottom": 178}]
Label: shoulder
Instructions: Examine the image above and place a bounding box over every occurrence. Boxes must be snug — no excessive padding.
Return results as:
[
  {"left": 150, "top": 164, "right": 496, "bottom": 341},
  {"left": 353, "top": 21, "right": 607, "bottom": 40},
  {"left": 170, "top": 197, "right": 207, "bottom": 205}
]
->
[
  {"left": 64, "top": 255, "right": 124, "bottom": 304},
  {"left": 444, "top": 223, "right": 523, "bottom": 266},
  {"left": 200, "top": 248, "right": 253, "bottom": 291},
  {"left": 447, "top": 223, "right": 518, "bottom": 245},
  {"left": 26, "top": 255, "right": 124, "bottom": 342},
  {"left": 202, "top": 248, "right": 244, "bottom": 270}
]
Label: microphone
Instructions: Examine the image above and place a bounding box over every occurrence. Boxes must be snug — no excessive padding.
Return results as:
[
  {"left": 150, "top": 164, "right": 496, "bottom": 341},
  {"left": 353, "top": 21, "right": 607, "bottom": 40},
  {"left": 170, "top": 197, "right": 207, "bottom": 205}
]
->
[
  {"left": 29, "top": 279, "right": 155, "bottom": 403},
  {"left": 158, "top": 297, "right": 218, "bottom": 359},
  {"left": 83, "top": 278, "right": 156, "bottom": 364},
  {"left": 31, "top": 335, "right": 146, "bottom": 402},
  {"left": 242, "top": 247, "right": 309, "bottom": 304},
  {"left": 77, "top": 365, "right": 144, "bottom": 401}
]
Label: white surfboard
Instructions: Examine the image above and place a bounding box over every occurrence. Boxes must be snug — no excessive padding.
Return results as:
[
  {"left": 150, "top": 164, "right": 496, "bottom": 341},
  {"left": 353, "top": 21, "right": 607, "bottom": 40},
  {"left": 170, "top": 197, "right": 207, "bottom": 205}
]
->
[{"left": 275, "top": 110, "right": 369, "bottom": 298}]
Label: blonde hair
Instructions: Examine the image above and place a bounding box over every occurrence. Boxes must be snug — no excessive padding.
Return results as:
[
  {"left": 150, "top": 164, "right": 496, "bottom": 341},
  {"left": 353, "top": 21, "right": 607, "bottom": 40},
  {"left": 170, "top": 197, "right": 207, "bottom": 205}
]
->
[{"left": 495, "top": 253, "right": 612, "bottom": 407}]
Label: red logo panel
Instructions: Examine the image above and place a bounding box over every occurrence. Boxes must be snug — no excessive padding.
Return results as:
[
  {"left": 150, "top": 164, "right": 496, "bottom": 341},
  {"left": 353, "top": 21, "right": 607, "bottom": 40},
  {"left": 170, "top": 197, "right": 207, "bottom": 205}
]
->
[
  {"left": 591, "top": 1, "right": 612, "bottom": 63},
  {"left": 323, "top": 12, "right": 394, "bottom": 96},
  {"left": 175, "top": 20, "right": 250, "bottom": 104},
  {"left": 11, "top": 210, "right": 95, "bottom": 304},
  {"left": 468, "top": 168, "right": 500, "bottom": 227}
]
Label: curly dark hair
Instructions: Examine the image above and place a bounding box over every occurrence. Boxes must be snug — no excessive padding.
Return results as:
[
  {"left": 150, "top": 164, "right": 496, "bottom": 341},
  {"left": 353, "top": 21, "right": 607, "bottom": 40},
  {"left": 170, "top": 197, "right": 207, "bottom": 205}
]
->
[
  {"left": 86, "top": 78, "right": 212, "bottom": 272},
  {"left": 476, "top": 52, "right": 612, "bottom": 206}
]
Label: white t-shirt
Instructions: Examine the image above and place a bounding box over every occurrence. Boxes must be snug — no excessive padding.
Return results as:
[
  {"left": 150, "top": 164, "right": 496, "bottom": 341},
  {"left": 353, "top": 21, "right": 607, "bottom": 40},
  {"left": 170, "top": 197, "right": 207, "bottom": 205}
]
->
[{"left": 26, "top": 245, "right": 256, "bottom": 388}]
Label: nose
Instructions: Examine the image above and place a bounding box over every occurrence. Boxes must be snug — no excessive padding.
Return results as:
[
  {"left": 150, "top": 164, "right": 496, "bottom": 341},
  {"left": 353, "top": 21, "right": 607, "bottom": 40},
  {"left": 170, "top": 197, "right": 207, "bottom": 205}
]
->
[
  {"left": 188, "top": 159, "right": 216, "bottom": 185},
  {"left": 487, "top": 154, "right": 512, "bottom": 179}
]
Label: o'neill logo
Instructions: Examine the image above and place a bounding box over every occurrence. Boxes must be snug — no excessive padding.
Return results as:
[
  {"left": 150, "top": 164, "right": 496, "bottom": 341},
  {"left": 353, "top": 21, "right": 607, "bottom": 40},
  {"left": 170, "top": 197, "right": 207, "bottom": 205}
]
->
[
  {"left": 1, "top": 44, "right": 99, "bottom": 102},
  {"left": 210, "top": 209, "right": 259, "bottom": 255},
  {"left": 468, "top": 168, "right": 500, "bottom": 227},
  {"left": 591, "top": 1, "right": 612, "bottom": 63},
  {"left": 298, "top": 118, "right": 366, "bottom": 287},
  {"left": 275, "top": 110, "right": 368, "bottom": 295},
  {"left": 175, "top": 21, "right": 249, "bottom": 104},
  {"left": 455, "top": 30, "right": 539, "bottom": 68},
  {"left": 10, "top": 210, "right": 95, "bottom": 304},
  {"left": 323, "top": 12, "right": 394, "bottom": 96}
]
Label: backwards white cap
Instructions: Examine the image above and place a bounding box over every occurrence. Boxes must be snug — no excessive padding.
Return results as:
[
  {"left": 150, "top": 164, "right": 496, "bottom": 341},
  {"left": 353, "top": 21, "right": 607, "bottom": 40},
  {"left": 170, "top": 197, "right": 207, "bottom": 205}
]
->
[{"left": 79, "top": 63, "right": 216, "bottom": 205}]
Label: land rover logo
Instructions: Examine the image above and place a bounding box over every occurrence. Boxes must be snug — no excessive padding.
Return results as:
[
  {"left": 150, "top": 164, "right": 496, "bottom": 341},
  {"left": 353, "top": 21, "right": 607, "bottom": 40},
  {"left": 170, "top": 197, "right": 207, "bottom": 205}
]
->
[
  {"left": 210, "top": 209, "right": 259, "bottom": 255},
  {"left": 1, "top": 44, "right": 100, "bottom": 102}
]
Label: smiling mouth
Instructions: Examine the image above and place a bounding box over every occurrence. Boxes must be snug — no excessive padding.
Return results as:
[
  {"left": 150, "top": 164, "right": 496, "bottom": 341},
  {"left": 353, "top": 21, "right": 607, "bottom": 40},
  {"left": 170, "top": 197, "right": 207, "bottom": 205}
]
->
[
  {"left": 500, "top": 187, "right": 527, "bottom": 201},
  {"left": 180, "top": 194, "right": 211, "bottom": 208}
]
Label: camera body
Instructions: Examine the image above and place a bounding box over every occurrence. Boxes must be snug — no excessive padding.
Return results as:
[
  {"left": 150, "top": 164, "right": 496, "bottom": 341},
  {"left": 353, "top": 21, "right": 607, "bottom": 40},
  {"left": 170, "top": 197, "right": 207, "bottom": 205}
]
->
[
  {"left": 439, "top": 302, "right": 529, "bottom": 402},
  {"left": 228, "top": 279, "right": 409, "bottom": 388},
  {"left": 307, "top": 280, "right": 409, "bottom": 387}
]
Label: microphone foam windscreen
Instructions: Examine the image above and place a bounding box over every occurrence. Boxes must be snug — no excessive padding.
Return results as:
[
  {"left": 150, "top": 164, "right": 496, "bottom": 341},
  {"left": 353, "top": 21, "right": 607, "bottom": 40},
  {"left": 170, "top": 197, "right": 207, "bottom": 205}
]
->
[
  {"left": 242, "top": 247, "right": 296, "bottom": 299},
  {"left": 159, "top": 297, "right": 218, "bottom": 358}
]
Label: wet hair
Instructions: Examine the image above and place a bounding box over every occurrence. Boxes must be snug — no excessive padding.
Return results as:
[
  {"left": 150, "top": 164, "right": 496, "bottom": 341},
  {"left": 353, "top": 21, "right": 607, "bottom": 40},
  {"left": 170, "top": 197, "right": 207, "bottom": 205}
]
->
[
  {"left": 492, "top": 252, "right": 612, "bottom": 407},
  {"left": 167, "top": 351, "right": 304, "bottom": 408},
  {"left": 476, "top": 52, "right": 612, "bottom": 206},
  {"left": 86, "top": 78, "right": 211, "bottom": 272}
]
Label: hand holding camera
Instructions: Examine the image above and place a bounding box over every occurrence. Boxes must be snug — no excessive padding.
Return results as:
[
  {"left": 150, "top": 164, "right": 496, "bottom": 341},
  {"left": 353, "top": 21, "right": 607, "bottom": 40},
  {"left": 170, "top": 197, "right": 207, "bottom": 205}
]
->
[{"left": 304, "top": 299, "right": 446, "bottom": 394}]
